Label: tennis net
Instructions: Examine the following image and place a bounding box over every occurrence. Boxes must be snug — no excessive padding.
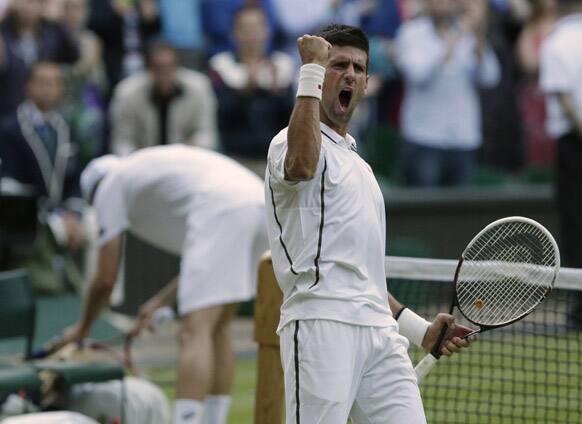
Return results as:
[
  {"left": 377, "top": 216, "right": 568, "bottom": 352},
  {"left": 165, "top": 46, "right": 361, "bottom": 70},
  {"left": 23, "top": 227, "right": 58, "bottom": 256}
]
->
[{"left": 385, "top": 256, "right": 582, "bottom": 424}]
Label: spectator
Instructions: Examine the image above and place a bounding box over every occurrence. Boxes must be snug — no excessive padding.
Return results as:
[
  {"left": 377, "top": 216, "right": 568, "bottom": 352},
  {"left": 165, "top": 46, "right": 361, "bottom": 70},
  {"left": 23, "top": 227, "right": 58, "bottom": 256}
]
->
[
  {"left": 201, "top": 0, "right": 279, "bottom": 59},
  {"left": 270, "top": 0, "right": 361, "bottom": 62},
  {"left": 59, "top": 0, "right": 108, "bottom": 166},
  {"left": 110, "top": 41, "right": 218, "bottom": 156},
  {"left": 208, "top": 4, "right": 294, "bottom": 176},
  {"left": 157, "top": 0, "right": 205, "bottom": 70},
  {"left": 395, "top": 0, "right": 500, "bottom": 187},
  {"left": 0, "top": 0, "right": 79, "bottom": 118},
  {"left": 87, "top": 0, "right": 160, "bottom": 97},
  {"left": 516, "top": 0, "right": 558, "bottom": 168},
  {"left": 0, "top": 62, "right": 87, "bottom": 293},
  {"left": 539, "top": 0, "right": 582, "bottom": 328}
]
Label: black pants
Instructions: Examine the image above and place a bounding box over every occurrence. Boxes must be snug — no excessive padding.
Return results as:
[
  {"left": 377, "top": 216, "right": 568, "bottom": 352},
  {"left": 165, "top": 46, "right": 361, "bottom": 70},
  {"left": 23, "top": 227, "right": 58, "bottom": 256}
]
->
[{"left": 556, "top": 131, "right": 582, "bottom": 326}]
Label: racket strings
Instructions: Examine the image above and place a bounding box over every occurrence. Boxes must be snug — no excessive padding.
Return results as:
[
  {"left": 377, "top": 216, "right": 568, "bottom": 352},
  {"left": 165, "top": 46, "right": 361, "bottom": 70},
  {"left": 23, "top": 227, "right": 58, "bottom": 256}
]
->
[
  {"left": 456, "top": 221, "right": 557, "bottom": 325},
  {"left": 459, "top": 240, "right": 551, "bottom": 322}
]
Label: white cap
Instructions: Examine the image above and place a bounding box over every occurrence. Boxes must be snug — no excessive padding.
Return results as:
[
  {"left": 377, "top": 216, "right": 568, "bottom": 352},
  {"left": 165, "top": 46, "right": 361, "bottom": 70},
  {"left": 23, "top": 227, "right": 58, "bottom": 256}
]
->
[{"left": 80, "top": 155, "right": 123, "bottom": 201}]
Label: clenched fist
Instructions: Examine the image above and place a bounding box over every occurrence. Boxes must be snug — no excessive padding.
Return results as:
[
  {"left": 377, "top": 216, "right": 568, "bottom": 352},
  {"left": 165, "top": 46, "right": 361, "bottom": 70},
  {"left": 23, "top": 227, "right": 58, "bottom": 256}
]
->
[{"left": 297, "top": 35, "right": 332, "bottom": 67}]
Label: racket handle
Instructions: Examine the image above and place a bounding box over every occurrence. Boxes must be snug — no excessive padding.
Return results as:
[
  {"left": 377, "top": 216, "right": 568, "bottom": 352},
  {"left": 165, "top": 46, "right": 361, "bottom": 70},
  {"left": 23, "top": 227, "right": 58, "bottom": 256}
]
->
[{"left": 414, "top": 353, "right": 439, "bottom": 383}]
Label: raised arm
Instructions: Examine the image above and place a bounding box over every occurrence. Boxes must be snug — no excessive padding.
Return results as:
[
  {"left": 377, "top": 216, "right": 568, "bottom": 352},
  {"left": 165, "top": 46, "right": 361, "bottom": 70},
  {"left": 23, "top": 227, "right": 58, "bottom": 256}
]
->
[{"left": 284, "top": 35, "right": 330, "bottom": 181}]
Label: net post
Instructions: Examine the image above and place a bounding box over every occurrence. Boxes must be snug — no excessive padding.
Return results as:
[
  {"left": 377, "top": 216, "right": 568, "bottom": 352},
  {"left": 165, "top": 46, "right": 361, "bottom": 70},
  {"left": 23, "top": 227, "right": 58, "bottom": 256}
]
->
[{"left": 253, "top": 251, "right": 284, "bottom": 424}]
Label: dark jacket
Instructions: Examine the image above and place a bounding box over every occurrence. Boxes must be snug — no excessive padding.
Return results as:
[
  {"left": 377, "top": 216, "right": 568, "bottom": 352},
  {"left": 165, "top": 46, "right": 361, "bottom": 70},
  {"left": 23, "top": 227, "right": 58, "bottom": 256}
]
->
[
  {"left": 0, "top": 107, "right": 82, "bottom": 207},
  {"left": 0, "top": 15, "right": 80, "bottom": 117}
]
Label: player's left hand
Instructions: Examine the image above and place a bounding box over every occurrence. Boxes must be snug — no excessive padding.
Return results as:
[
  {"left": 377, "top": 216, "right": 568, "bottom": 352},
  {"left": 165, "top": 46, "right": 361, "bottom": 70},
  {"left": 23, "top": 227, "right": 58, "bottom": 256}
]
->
[{"left": 422, "top": 313, "right": 476, "bottom": 357}]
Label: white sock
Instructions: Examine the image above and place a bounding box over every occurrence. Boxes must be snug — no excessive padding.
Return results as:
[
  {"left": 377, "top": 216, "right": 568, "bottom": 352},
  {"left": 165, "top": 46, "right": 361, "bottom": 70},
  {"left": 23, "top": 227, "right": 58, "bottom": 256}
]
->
[
  {"left": 203, "top": 395, "right": 232, "bottom": 424},
  {"left": 174, "top": 399, "right": 205, "bottom": 424}
]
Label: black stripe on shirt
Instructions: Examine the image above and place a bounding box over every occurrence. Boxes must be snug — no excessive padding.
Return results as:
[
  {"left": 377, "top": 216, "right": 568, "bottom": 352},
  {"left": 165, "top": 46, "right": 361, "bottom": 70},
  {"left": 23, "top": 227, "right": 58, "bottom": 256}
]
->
[
  {"left": 268, "top": 175, "right": 298, "bottom": 275},
  {"left": 321, "top": 129, "right": 338, "bottom": 145},
  {"left": 294, "top": 320, "right": 300, "bottom": 424},
  {"left": 310, "top": 157, "right": 327, "bottom": 288}
]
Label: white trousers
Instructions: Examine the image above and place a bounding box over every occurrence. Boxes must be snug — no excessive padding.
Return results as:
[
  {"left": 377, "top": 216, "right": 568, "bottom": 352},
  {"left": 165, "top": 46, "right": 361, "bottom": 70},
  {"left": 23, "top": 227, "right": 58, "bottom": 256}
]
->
[{"left": 279, "top": 320, "right": 427, "bottom": 424}]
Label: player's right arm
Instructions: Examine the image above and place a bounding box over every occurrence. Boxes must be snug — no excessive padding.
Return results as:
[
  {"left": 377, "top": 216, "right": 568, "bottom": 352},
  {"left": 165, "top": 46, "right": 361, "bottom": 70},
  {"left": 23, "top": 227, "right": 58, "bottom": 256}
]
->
[
  {"left": 130, "top": 276, "right": 178, "bottom": 337},
  {"left": 51, "top": 235, "right": 123, "bottom": 352},
  {"left": 284, "top": 35, "right": 331, "bottom": 181}
]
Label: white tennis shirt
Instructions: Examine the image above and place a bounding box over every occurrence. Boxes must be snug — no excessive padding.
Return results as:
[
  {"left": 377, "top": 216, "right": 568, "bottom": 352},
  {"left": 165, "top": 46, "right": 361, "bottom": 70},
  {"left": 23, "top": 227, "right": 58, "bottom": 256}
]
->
[
  {"left": 266, "top": 123, "right": 394, "bottom": 332},
  {"left": 93, "top": 145, "right": 265, "bottom": 254}
]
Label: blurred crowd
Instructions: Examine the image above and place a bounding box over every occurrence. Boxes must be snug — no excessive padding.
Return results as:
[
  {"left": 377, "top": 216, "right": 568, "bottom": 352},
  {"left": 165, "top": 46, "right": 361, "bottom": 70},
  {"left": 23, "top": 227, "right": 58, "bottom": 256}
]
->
[
  {"left": 0, "top": 0, "right": 569, "bottom": 187},
  {"left": 1, "top": 0, "right": 581, "bottom": 292}
]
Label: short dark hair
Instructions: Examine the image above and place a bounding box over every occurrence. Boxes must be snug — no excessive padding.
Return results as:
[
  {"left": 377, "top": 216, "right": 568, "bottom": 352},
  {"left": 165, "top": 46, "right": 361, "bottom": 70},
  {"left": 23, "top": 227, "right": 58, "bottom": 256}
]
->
[
  {"left": 145, "top": 40, "right": 179, "bottom": 68},
  {"left": 234, "top": 4, "right": 267, "bottom": 24},
  {"left": 25, "top": 61, "right": 61, "bottom": 83},
  {"left": 316, "top": 24, "right": 370, "bottom": 67}
]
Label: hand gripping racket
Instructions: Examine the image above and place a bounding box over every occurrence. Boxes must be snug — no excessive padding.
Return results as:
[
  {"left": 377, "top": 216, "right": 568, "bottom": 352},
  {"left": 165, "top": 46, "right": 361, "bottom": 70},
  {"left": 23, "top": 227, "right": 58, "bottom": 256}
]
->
[{"left": 414, "top": 216, "right": 559, "bottom": 382}]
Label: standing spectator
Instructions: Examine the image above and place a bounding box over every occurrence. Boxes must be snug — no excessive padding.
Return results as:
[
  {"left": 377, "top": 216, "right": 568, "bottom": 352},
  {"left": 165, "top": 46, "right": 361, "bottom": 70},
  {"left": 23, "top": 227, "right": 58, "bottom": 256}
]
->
[
  {"left": 60, "top": 0, "right": 108, "bottom": 166},
  {"left": 0, "top": 62, "right": 86, "bottom": 293},
  {"left": 109, "top": 41, "right": 218, "bottom": 156},
  {"left": 395, "top": 0, "right": 500, "bottom": 187},
  {"left": 87, "top": 0, "right": 160, "bottom": 97},
  {"left": 208, "top": 4, "right": 294, "bottom": 176},
  {"left": 0, "top": 0, "right": 79, "bottom": 118},
  {"left": 516, "top": 0, "right": 558, "bottom": 168},
  {"left": 539, "top": 0, "right": 582, "bottom": 328}
]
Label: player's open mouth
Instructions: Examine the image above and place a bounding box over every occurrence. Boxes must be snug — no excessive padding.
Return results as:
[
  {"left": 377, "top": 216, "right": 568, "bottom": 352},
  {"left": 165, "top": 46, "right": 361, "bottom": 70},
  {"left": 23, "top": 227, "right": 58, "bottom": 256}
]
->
[{"left": 339, "top": 90, "right": 352, "bottom": 110}]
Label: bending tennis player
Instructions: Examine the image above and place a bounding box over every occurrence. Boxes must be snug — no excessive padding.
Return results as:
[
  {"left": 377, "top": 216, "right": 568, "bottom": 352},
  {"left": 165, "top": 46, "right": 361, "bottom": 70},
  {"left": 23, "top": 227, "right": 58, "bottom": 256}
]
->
[
  {"left": 59, "top": 145, "right": 267, "bottom": 424},
  {"left": 265, "top": 24, "right": 474, "bottom": 424}
]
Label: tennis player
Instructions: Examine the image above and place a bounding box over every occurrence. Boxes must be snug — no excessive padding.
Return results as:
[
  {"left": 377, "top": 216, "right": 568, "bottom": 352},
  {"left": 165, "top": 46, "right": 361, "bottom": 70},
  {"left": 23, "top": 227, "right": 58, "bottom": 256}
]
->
[
  {"left": 265, "top": 24, "right": 474, "bottom": 424},
  {"left": 59, "top": 145, "right": 267, "bottom": 424}
]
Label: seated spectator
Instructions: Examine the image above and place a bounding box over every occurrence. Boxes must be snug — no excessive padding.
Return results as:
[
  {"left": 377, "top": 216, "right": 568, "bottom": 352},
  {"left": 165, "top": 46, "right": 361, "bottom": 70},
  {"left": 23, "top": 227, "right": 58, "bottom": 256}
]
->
[
  {"left": 0, "top": 62, "right": 87, "bottom": 293},
  {"left": 0, "top": 0, "right": 79, "bottom": 118},
  {"left": 201, "top": 0, "right": 279, "bottom": 58},
  {"left": 109, "top": 41, "right": 218, "bottom": 156},
  {"left": 395, "top": 0, "right": 500, "bottom": 187},
  {"left": 208, "top": 4, "right": 294, "bottom": 176}
]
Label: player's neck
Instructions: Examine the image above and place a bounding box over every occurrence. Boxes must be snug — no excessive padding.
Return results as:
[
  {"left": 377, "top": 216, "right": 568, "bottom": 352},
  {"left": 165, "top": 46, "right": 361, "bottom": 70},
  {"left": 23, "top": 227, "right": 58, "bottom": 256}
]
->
[{"left": 320, "top": 115, "right": 348, "bottom": 137}]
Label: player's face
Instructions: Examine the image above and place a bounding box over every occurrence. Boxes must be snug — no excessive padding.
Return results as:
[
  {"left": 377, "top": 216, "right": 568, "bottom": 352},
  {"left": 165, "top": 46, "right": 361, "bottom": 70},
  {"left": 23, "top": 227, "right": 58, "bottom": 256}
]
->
[{"left": 320, "top": 45, "right": 368, "bottom": 134}]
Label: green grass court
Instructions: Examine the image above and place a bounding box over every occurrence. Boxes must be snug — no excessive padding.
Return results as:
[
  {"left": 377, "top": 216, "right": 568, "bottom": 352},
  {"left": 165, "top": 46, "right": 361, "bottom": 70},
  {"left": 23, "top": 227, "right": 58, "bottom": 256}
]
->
[
  {"left": 149, "top": 357, "right": 257, "bottom": 424},
  {"left": 144, "top": 331, "right": 581, "bottom": 424}
]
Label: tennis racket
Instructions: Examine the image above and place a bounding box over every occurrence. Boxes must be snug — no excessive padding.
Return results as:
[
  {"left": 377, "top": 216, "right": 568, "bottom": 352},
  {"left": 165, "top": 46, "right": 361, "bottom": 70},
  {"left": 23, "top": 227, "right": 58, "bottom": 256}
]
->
[{"left": 414, "top": 216, "right": 559, "bottom": 382}]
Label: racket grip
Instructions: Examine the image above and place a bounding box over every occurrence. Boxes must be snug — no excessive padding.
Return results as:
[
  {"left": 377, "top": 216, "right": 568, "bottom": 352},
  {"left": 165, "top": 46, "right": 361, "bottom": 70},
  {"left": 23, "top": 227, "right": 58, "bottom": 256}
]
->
[{"left": 414, "top": 353, "right": 439, "bottom": 383}]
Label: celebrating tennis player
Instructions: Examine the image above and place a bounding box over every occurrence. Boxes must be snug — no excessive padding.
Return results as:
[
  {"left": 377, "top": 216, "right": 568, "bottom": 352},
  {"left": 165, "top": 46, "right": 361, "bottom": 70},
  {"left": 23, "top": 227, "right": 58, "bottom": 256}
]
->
[{"left": 265, "top": 24, "right": 475, "bottom": 424}]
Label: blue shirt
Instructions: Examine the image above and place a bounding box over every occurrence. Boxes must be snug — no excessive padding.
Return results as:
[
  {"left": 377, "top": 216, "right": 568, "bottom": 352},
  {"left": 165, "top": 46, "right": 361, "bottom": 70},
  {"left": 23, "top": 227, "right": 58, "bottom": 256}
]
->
[
  {"left": 396, "top": 17, "right": 500, "bottom": 150},
  {"left": 159, "top": 0, "right": 204, "bottom": 49}
]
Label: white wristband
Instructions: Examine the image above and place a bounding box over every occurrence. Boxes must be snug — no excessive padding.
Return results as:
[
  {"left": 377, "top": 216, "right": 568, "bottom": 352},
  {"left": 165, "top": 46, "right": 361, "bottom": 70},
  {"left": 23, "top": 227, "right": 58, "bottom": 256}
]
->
[
  {"left": 397, "top": 307, "right": 431, "bottom": 348},
  {"left": 296, "top": 63, "right": 325, "bottom": 100}
]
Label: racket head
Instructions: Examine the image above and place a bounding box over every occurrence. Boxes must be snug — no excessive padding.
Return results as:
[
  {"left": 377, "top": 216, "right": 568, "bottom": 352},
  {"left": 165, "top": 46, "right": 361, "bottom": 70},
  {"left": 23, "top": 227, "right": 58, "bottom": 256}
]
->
[{"left": 453, "top": 216, "right": 559, "bottom": 329}]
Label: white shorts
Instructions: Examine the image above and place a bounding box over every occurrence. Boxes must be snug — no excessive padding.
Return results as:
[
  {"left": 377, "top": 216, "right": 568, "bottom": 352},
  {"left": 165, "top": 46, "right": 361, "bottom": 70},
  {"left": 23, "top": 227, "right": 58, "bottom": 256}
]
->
[
  {"left": 177, "top": 204, "right": 267, "bottom": 315},
  {"left": 279, "top": 320, "right": 426, "bottom": 424}
]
